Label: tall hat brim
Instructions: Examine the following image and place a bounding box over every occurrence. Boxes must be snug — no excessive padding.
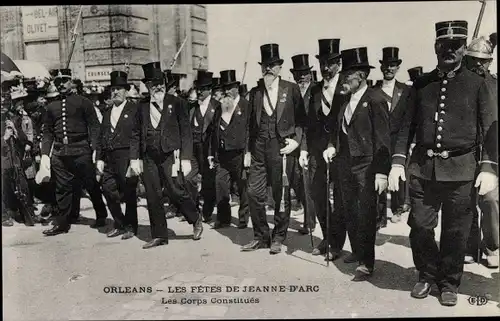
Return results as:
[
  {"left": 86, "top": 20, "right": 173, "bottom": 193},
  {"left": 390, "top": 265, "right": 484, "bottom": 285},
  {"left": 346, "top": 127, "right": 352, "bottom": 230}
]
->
[
  {"left": 379, "top": 59, "right": 403, "bottom": 65},
  {"left": 341, "top": 64, "right": 375, "bottom": 73},
  {"left": 315, "top": 53, "right": 341, "bottom": 61},
  {"left": 221, "top": 80, "right": 240, "bottom": 87},
  {"left": 290, "top": 66, "right": 313, "bottom": 73},
  {"left": 258, "top": 58, "right": 284, "bottom": 66}
]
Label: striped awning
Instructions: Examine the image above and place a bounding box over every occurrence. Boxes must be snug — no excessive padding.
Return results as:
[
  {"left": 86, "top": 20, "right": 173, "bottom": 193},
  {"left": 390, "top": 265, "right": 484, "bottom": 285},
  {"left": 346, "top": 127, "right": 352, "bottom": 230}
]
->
[{"left": 13, "top": 60, "right": 51, "bottom": 80}]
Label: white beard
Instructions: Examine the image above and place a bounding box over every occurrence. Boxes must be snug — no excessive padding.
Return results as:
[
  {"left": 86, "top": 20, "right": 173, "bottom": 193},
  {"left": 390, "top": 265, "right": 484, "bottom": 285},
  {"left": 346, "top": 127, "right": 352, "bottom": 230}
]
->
[
  {"left": 152, "top": 92, "right": 165, "bottom": 102},
  {"left": 263, "top": 74, "right": 277, "bottom": 88},
  {"left": 221, "top": 96, "right": 234, "bottom": 111}
]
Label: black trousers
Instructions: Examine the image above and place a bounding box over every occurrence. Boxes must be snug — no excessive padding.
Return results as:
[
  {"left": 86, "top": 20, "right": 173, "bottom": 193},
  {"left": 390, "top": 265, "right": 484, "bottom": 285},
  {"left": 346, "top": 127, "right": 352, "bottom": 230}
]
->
[
  {"left": 142, "top": 150, "right": 199, "bottom": 239},
  {"left": 247, "top": 136, "right": 297, "bottom": 243},
  {"left": 186, "top": 141, "right": 216, "bottom": 218},
  {"left": 214, "top": 149, "right": 249, "bottom": 225},
  {"left": 336, "top": 151, "right": 378, "bottom": 268},
  {"left": 310, "top": 150, "right": 346, "bottom": 248},
  {"left": 408, "top": 176, "right": 475, "bottom": 293},
  {"left": 378, "top": 155, "right": 411, "bottom": 222},
  {"left": 52, "top": 153, "right": 108, "bottom": 228},
  {"left": 101, "top": 149, "right": 138, "bottom": 233}
]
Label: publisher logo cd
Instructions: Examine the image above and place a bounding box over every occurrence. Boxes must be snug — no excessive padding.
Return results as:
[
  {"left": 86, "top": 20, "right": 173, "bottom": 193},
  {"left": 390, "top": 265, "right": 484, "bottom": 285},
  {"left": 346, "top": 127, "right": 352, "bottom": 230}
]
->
[{"left": 467, "top": 295, "right": 488, "bottom": 306}]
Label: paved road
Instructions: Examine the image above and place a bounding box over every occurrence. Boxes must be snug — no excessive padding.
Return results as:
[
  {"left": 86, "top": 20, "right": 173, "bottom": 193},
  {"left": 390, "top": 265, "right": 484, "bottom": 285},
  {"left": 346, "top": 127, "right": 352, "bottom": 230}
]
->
[{"left": 3, "top": 199, "right": 499, "bottom": 320}]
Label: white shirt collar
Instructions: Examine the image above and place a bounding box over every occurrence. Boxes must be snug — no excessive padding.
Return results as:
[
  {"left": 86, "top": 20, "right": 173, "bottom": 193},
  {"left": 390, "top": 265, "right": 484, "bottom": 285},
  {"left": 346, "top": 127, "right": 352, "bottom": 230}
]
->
[
  {"left": 382, "top": 78, "right": 396, "bottom": 88},
  {"left": 350, "top": 83, "right": 368, "bottom": 103},
  {"left": 114, "top": 100, "right": 127, "bottom": 109},
  {"left": 324, "top": 73, "right": 340, "bottom": 89},
  {"left": 267, "top": 76, "right": 280, "bottom": 90},
  {"left": 199, "top": 94, "right": 211, "bottom": 116},
  {"left": 233, "top": 95, "right": 240, "bottom": 107}
]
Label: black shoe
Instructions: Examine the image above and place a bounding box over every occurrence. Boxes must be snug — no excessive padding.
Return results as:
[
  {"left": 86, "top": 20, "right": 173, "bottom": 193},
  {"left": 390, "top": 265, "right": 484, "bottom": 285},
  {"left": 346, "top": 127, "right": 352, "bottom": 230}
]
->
[
  {"left": 298, "top": 226, "right": 309, "bottom": 235},
  {"left": 410, "top": 282, "right": 432, "bottom": 299},
  {"left": 203, "top": 215, "right": 213, "bottom": 224},
  {"left": 237, "top": 223, "right": 248, "bottom": 229},
  {"left": 121, "top": 230, "right": 135, "bottom": 240},
  {"left": 193, "top": 215, "right": 203, "bottom": 240},
  {"left": 439, "top": 291, "right": 457, "bottom": 306},
  {"left": 344, "top": 253, "right": 358, "bottom": 263},
  {"left": 70, "top": 216, "right": 82, "bottom": 224},
  {"left": 43, "top": 225, "right": 69, "bottom": 236},
  {"left": 107, "top": 228, "right": 124, "bottom": 238},
  {"left": 241, "top": 240, "right": 269, "bottom": 251},
  {"left": 2, "top": 218, "right": 14, "bottom": 227},
  {"left": 142, "top": 238, "right": 168, "bottom": 249},
  {"left": 90, "top": 219, "right": 106, "bottom": 228},
  {"left": 270, "top": 241, "right": 282, "bottom": 254},
  {"left": 312, "top": 240, "right": 327, "bottom": 256},
  {"left": 213, "top": 221, "right": 230, "bottom": 229}
]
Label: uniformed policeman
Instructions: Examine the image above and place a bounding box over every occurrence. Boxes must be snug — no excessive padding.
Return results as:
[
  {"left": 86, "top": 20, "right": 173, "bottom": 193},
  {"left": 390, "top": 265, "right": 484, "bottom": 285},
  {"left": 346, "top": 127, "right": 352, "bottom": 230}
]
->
[
  {"left": 388, "top": 21, "right": 498, "bottom": 306},
  {"left": 41, "top": 69, "right": 108, "bottom": 236},
  {"left": 463, "top": 35, "right": 499, "bottom": 268}
]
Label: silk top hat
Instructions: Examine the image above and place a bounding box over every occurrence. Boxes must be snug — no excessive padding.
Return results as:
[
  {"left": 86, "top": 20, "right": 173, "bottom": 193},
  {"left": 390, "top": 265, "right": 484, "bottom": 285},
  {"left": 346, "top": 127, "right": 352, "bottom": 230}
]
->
[
  {"left": 340, "top": 47, "right": 375, "bottom": 72},
  {"left": 220, "top": 70, "right": 240, "bottom": 87},
  {"left": 489, "top": 32, "right": 497, "bottom": 50},
  {"left": 407, "top": 66, "right": 423, "bottom": 81},
  {"left": 110, "top": 71, "right": 130, "bottom": 90},
  {"left": 239, "top": 84, "right": 248, "bottom": 96},
  {"left": 312, "top": 70, "right": 318, "bottom": 82},
  {"left": 380, "top": 47, "right": 402, "bottom": 65},
  {"left": 259, "top": 43, "right": 284, "bottom": 66},
  {"left": 212, "top": 77, "right": 222, "bottom": 90},
  {"left": 195, "top": 70, "right": 213, "bottom": 88},
  {"left": 316, "top": 39, "right": 341, "bottom": 60},
  {"left": 290, "top": 54, "right": 313, "bottom": 73},
  {"left": 163, "top": 69, "right": 177, "bottom": 89},
  {"left": 366, "top": 79, "right": 373, "bottom": 87},
  {"left": 466, "top": 36, "right": 494, "bottom": 59},
  {"left": 141, "top": 62, "right": 164, "bottom": 84},
  {"left": 51, "top": 69, "right": 72, "bottom": 79},
  {"left": 435, "top": 20, "right": 468, "bottom": 40}
]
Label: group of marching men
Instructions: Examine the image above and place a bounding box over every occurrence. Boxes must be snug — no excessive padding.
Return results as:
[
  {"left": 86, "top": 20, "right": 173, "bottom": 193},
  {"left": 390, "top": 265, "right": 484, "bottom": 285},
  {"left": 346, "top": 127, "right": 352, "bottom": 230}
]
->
[{"left": 1, "top": 19, "right": 498, "bottom": 306}]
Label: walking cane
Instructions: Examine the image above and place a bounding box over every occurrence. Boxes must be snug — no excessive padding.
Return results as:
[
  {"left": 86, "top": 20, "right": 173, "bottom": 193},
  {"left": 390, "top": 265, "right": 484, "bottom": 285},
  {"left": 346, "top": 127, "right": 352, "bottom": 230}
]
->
[
  {"left": 280, "top": 155, "right": 288, "bottom": 212},
  {"left": 302, "top": 165, "right": 314, "bottom": 250},
  {"left": 326, "top": 160, "right": 332, "bottom": 267},
  {"left": 476, "top": 191, "right": 482, "bottom": 264}
]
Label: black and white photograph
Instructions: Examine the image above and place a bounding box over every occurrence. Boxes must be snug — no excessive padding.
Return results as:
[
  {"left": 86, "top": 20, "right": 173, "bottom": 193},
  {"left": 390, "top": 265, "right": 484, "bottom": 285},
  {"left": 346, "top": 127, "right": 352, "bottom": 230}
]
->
[{"left": 1, "top": 1, "right": 498, "bottom": 319}]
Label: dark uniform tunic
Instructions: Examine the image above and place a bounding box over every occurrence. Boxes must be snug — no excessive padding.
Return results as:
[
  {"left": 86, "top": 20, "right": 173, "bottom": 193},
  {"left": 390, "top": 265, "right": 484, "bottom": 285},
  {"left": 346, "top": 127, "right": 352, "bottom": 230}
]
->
[
  {"left": 41, "top": 93, "right": 107, "bottom": 229},
  {"left": 392, "top": 65, "right": 497, "bottom": 293}
]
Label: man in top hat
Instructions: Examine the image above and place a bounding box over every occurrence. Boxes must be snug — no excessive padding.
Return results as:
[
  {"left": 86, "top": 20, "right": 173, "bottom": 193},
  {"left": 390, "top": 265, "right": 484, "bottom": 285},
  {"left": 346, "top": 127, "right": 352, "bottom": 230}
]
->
[
  {"left": 185, "top": 70, "right": 221, "bottom": 223},
  {"left": 328, "top": 47, "right": 391, "bottom": 275},
  {"left": 388, "top": 21, "right": 497, "bottom": 306},
  {"left": 207, "top": 69, "right": 251, "bottom": 229},
  {"left": 95, "top": 71, "right": 139, "bottom": 240},
  {"left": 463, "top": 34, "right": 498, "bottom": 269},
  {"left": 40, "top": 68, "right": 108, "bottom": 236},
  {"left": 407, "top": 66, "right": 424, "bottom": 85},
  {"left": 373, "top": 47, "right": 412, "bottom": 226},
  {"left": 212, "top": 77, "right": 224, "bottom": 102},
  {"left": 290, "top": 53, "right": 317, "bottom": 234},
  {"left": 301, "top": 39, "right": 349, "bottom": 260},
  {"left": 129, "top": 62, "right": 203, "bottom": 249},
  {"left": 242, "top": 43, "right": 306, "bottom": 254}
]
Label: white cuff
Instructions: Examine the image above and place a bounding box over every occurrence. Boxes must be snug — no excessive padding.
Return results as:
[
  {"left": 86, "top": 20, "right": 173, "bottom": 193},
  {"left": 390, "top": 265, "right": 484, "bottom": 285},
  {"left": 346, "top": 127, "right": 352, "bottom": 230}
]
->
[
  {"left": 480, "top": 160, "right": 498, "bottom": 165},
  {"left": 392, "top": 164, "right": 405, "bottom": 169},
  {"left": 392, "top": 154, "right": 407, "bottom": 159},
  {"left": 375, "top": 174, "right": 388, "bottom": 180}
]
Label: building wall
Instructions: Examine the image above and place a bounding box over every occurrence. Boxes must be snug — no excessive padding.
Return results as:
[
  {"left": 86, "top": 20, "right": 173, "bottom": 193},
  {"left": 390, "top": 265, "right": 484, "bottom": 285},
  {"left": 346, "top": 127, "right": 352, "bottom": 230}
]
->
[{"left": 0, "top": 5, "right": 208, "bottom": 88}]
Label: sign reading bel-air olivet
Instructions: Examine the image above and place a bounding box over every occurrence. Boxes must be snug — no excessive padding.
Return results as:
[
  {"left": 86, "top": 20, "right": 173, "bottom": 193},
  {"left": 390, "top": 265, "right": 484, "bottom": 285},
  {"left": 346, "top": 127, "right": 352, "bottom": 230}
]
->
[{"left": 21, "top": 6, "right": 59, "bottom": 42}]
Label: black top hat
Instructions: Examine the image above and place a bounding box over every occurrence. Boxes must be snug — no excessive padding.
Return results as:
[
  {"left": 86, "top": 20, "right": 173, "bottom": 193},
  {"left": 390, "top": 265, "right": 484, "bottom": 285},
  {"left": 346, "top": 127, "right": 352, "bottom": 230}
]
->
[
  {"left": 316, "top": 39, "right": 341, "bottom": 61},
  {"left": 195, "top": 70, "right": 213, "bottom": 88},
  {"left": 490, "top": 32, "right": 497, "bottom": 50},
  {"left": 239, "top": 84, "right": 248, "bottom": 96},
  {"left": 312, "top": 70, "right": 318, "bottom": 82},
  {"left": 163, "top": 69, "right": 177, "bottom": 89},
  {"left": 171, "top": 73, "right": 185, "bottom": 88},
  {"left": 212, "top": 77, "right": 222, "bottom": 90},
  {"left": 51, "top": 69, "right": 72, "bottom": 79},
  {"left": 142, "top": 62, "right": 164, "bottom": 84},
  {"left": 407, "top": 66, "right": 423, "bottom": 81},
  {"left": 290, "top": 54, "right": 313, "bottom": 73},
  {"left": 110, "top": 71, "right": 130, "bottom": 90},
  {"left": 220, "top": 70, "right": 240, "bottom": 87},
  {"left": 379, "top": 47, "right": 402, "bottom": 65},
  {"left": 366, "top": 79, "right": 374, "bottom": 87},
  {"left": 340, "top": 47, "right": 375, "bottom": 73},
  {"left": 435, "top": 20, "right": 468, "bottom": 40},
  {"left": 259, "top": 44, "right": 284, "bottom": 66}
]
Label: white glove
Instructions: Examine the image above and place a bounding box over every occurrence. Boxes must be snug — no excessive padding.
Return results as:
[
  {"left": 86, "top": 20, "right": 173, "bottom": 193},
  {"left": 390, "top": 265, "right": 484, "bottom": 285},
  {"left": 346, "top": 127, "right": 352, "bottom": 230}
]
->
[
  {"left": 92, "top": 150, "right": 96, "bottom": 164},
  {"left": 475, "top": 171, "right": 499, "bottom": 196},
  {"left": 40, "top": 154, "right": 51, "bottom": 171},
  {"left": 208, "top": 156, "right": 215, "bottom": 169},
  {"left": 35, "top": 155, "right": 41, "bottom": 163},
  {"left": 279, "top": 138, "right": 299, "bottom": 155},
  {"left": 299, "top": 150, "right": 309, "bottom": 169},
  {"left": 388, "top": 165, "right": 406, "bottom": 192},
  {"left": 244, "top": 152, "right": 251, "bottom": 168},
  {"left": 322, "top": 147, "right": 337, "bottom": 163},
  {"left": 130, "top": 159, "right": 142, "bottom": 176},
  {"left": 375, "top": 174, "right": 388, "bottom": 195},
  {"left": 96, "top": 160, "right": 105, "bottom": 174},
  {"left": 181, "top": 160, "right": 192, "bottom": 177}
]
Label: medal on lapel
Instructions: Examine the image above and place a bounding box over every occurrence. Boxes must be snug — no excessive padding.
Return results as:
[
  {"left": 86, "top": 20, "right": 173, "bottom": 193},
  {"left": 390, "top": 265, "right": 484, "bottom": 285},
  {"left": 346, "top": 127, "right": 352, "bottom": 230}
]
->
[
  {"left": 280, "top": 93, "right": 287, "bottom": 103},
  {"left": 124, "top": 114, "right": 128, "bottom": 118},
  {"left": 168, "top": 104, "right": 173, "bottom": 114},
  {"left": 362, "top": 102, "right": 368, "bottom": 107}
]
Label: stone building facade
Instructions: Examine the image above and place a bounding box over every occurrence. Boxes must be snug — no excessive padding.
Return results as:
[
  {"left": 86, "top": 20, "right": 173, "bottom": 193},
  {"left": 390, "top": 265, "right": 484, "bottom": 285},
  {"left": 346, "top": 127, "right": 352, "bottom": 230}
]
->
[{"left": 0, "top": 5, "right": 208, "bottom": 89}]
